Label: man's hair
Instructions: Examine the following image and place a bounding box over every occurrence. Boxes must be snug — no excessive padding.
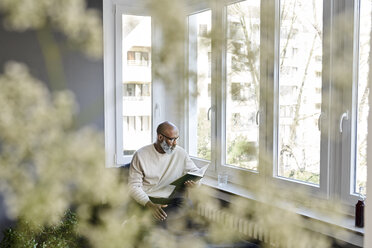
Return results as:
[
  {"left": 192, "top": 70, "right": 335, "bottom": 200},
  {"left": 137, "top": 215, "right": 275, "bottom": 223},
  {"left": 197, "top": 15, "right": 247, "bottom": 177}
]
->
[{"left": 156, "top": 121, "right": 177, "bottom": 134}]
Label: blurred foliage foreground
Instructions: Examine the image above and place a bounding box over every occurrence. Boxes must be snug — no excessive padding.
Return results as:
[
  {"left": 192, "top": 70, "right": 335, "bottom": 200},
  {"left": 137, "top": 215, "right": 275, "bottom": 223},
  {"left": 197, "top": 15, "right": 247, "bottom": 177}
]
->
[
  {"left": 0, "top": 0, "right": 348, "bottom": 247},
  {"left": 0, "top": 61, "right": 222, "bottom": 247},
  {"left": 0, "top": 62, "right": 207, "bottom": 248},
  {"left": 0, "top": 63, "right": 343, "bottom": 248},
  {"left": 0, "top": 62, "right": 146, "bottom": 247}
]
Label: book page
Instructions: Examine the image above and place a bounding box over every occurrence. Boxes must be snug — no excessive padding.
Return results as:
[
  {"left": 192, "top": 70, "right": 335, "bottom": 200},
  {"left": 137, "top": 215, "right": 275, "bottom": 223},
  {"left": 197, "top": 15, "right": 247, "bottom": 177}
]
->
[{"left": 188, "top": 163, "right": 209, "bottom": 177}]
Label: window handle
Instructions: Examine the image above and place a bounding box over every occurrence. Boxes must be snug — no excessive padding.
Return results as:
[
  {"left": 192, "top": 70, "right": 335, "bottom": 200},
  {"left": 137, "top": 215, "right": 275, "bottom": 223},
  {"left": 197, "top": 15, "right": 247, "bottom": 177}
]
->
[
  {"left": 255, "top": 110, "right": 260, "bottom": 126},
  {"left": 339, "top": 111, "right": 349, "bottom": 133},
  {"left": 207, "top": 106, "right": 212, "bottom": 121},
  {"left": 317, "top": 112, "right": 322, "bottom": 131}
]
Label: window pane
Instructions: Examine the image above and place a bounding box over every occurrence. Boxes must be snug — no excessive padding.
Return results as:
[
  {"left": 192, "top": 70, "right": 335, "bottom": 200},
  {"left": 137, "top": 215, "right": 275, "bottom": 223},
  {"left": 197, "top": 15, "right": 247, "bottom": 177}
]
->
[
  {"left": 122, "top": 15, "right": 152, "bottom": 155},
  {"left": 277, "top": 0, "right": 322, "bottom": 184},
  {"left": 188, "top": 10, "right": 212, "bottom": 161},
  {"left": 226, "top": 0, "right": 260, "bottom": 170},
  {"left": 355, "top": 0, "right": 371, "bottom": 195}
]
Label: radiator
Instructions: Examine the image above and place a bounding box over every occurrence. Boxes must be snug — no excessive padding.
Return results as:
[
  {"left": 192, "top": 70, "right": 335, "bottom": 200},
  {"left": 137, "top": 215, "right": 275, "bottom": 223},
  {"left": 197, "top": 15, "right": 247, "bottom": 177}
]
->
[{"left": 196, "top": 203, "right": 277, "bottom": 246}]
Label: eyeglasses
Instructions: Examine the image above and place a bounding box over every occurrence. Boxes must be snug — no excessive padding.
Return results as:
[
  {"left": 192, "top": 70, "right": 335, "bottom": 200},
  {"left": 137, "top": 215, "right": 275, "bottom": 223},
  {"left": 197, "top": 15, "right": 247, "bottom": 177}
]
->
[{"left": 160, "top": 133, "right": 179, "bottom": 143}]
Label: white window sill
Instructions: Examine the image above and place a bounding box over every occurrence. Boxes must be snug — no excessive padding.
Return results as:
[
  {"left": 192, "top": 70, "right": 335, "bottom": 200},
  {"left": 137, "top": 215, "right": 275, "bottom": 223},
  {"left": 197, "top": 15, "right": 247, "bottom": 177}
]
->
[{"left": 200, "top": 176, "right": 364, "bottom": 247}]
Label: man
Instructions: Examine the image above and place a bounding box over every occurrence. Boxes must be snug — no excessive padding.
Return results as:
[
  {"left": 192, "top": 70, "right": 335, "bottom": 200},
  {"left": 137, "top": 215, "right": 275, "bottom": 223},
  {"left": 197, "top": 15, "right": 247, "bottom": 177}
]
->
[{"left": 128, "top": 121, "right": 199, "bottom": 221}]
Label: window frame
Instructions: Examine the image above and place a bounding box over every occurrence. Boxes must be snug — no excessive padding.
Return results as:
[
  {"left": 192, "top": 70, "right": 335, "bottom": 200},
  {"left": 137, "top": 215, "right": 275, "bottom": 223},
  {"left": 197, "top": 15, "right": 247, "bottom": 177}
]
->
[
  {"left": 219, "top": 0, "right": 263, "bottom": 183},
  {"left": 341, "top": 0, "right": 369, "bottom": 204},
  {"left": 117, "top": 5, "right": 154, "bottom": 164},
  {"left": 185, "top": 3, "right": 216, "bottom": 172},
  {"left": 185, "top": 0, "right": 265, "bottom": 184},
  {"left": 103, "top": 0, "right": 154, "bottom": 167},
  {"left": 184, "top": 0, "right": 366, "bottom": 208},
  {"left": 103, "top": 0, "right": 369, "bottom": 209},
  {"left": 269, "top": 0, "right": 330, "bottom": 197}
]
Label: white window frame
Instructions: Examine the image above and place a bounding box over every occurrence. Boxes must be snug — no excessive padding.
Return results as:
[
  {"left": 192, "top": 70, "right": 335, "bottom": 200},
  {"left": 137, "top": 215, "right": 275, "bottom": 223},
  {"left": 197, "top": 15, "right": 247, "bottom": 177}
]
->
[
  {"left": 218, "top": 0, "right": 262, "bottom": 184},
  {"left": 103, "top": 0, "right": 117, "bottom": 167},
  {"left": 103, "top": 0, "right": 153, "bottom": 167},
  {"left": 185, "top": 3, "right": 216, "bottom": 172},
  {"left": 184, "top": 0, "right": 367, "bottom": 209},
  {"left": 341, "top": 0, "right": 369, "bottom": 205},
  {"left": 103, "top": 0, "right": 368, "bottom": 209},
  {"left": 269, "top": 0, "right": 331, "bottom": 197},
  {"left": 185, "top": 0, "right": 265, "bottom": 183}
]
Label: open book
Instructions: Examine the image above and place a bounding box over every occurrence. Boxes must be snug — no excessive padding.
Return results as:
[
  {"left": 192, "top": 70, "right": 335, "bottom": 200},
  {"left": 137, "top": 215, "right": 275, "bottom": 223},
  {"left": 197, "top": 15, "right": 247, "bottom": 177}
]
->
[{"left": 170, "top": 164, "right": 209, "bottom": 188}]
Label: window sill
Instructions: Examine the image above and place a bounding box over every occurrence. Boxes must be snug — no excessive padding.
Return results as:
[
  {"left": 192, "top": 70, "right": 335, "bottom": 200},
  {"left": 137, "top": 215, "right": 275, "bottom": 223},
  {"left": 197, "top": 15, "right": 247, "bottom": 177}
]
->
[{"left": 200, "top": 176, "right": 364, "bottom": 247}]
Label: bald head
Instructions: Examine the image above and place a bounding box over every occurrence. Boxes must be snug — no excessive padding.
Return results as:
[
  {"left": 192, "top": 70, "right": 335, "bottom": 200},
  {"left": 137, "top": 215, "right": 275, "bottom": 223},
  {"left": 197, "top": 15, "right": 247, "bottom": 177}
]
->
[
  {"left": 156, "top": 121, "right": 178, "bottom": 135},
  {"left": 154, "top": 121, "right": 179, "bottom": 154}
]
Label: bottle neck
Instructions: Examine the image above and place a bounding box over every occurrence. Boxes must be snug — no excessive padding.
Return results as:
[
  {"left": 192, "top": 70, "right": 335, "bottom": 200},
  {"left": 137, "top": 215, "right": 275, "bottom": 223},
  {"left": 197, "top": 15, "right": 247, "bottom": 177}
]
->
[
  {"left": 359, "top": 194, "right": 366, "bottom": 202},
  {"left": 358, "top": 187, "right": 365, "bottom": 201}
]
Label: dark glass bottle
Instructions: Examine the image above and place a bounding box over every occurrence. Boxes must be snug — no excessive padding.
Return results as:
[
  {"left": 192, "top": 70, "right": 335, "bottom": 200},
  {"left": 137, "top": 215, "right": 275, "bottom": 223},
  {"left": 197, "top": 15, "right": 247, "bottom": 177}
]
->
[{"left": 355, "top": 199, "right": 364, "bottom": 228}]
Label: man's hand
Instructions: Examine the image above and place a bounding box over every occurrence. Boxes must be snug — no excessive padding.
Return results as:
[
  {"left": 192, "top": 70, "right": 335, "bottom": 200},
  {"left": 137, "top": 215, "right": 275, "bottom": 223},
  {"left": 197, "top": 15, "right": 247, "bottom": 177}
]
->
[
  {"left": 145, "top": 201, "right": 168, "bottom": 221},
  {"left": 184, "top": 180, "right": 197, "bottom": 188}
]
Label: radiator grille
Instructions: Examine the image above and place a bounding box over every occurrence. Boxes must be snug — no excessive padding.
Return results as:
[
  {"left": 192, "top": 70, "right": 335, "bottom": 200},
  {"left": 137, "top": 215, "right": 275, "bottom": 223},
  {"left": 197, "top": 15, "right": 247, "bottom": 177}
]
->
[{"left": 196, "top": 203, "right": 277, "bottom": 246}]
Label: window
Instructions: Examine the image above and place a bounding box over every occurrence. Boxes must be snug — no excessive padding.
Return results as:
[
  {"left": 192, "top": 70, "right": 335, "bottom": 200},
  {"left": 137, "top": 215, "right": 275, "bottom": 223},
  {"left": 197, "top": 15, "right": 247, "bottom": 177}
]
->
[
  {"left": 225, "top": 0, "right": 260, "bottom": 171},
  {"left": 183, "top": 0, "right": 369, "bottom": 207},
  {"left": 120, "top": 14, "right": 152, "bottom": 157},
  {"left": 123, "top": 82, "right": 151, "bottom": 98},
  {"left": 199, "top": 24, "right": 208, "bottom": 37},
  {"left": 103, "top": 2, "right": 154, "bottom": 166},
  {"left": 188, "top": 10, "right": 212, "bottom": 162},
  {"left": 187, "top": 0, "right": 260, "bottom": 171},
  {"left": 103, "top": 0, "right": 369, "bottom": 209},
  {"left": 353, "top": 0, "right": 371, "bottom": 196},
  {"left": 141, "top": 116, "right": 150, "bottom": 131},
  {"left": 337, "top": 0, "right": 372, "bottom": 203},
  {"left": 292, "top": 47, "right": 298, "bottom": 56},
  {"left": 141, "top": 83, "right": 151, "bottom": 96},
  {"left": 277, "top": 0, "right": 323, "bottom": 185},
  {"left": 127, "top": 51, "right": 150, "bottom": 66},
  {"left": 123, "top": 83, "right": 136, "bottom": 96}
]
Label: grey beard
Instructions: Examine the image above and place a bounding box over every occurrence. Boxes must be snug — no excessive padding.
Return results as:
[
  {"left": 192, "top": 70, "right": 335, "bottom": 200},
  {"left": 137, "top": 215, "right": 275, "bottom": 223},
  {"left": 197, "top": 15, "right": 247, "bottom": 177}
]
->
[{"left": 160, "top": 140, "right": 174, "bottom": 154}]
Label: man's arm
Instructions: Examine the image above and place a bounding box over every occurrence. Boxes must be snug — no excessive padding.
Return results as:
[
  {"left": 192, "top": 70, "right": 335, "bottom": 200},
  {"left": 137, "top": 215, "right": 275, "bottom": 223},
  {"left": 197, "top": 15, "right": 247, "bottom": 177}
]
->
[
  {"left": 128, "top": 153, "right": 170, "bottom": 221},
  {"left": 128, "top": 154, "right": 150, "bottom": 206},
  {"left": 184, "top": 152, "right": 200, "bottom": 173}
]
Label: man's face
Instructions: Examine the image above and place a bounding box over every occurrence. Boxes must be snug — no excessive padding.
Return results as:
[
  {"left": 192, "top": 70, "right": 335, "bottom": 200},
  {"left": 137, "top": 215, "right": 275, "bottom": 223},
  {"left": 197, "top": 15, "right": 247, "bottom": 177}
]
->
[{"left": 159, "top": 127, "right": 179, "bottom": 153}]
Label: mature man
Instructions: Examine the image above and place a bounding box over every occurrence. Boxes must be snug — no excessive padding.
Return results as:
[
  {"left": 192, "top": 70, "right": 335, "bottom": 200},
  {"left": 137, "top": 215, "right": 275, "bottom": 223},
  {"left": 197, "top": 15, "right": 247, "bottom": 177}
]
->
[{"left": 128, "top": 121, "right": 199, "bottom": 221}]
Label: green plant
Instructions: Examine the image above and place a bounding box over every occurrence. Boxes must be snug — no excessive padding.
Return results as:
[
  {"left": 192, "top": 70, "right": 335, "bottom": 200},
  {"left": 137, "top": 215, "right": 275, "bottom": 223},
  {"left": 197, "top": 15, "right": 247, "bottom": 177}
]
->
[
  {"left": 0, "top": 210, "right": 85, "bottom": 248},
  {"left": 227, "top": 135, "right": 257, "bottom": 168}
]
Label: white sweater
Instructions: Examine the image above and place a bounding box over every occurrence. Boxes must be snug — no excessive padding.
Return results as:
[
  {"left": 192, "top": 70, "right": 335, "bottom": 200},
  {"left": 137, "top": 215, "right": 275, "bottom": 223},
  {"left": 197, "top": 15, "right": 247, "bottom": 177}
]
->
[{"left": 128, "top": 144, "right": 199, "bottom": 206}]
